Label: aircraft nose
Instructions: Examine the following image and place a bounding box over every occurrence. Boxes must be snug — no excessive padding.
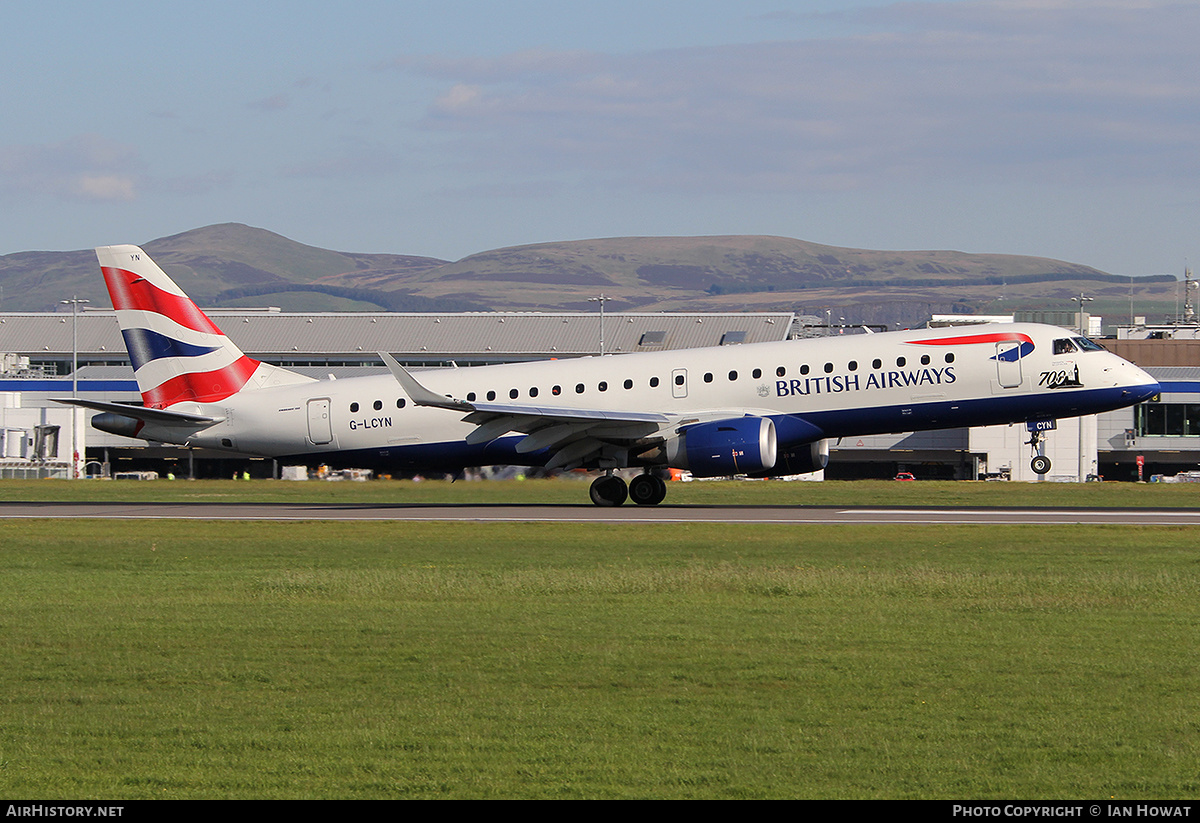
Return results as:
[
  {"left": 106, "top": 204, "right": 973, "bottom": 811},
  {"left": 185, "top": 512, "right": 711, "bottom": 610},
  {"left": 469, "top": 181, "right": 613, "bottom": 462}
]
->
[{"left": 1124, "top": 366, "right": 1159, "bottom": 402}]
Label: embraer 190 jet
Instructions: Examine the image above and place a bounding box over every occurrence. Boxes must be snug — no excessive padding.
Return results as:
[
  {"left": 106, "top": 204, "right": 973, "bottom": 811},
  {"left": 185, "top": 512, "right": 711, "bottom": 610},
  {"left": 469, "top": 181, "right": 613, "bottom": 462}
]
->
[{"left": 57, "top": 245, "right": 1160, "bottom": 505}]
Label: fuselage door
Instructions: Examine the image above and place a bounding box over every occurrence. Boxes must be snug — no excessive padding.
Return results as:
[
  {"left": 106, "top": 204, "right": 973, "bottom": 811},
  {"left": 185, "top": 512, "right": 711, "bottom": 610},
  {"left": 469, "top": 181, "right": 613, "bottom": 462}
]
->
[
  {"left": 671, "top": 368, "right": 688, "bottom": 399},
  {"left": 307, "top": 398, "right": 333, "bottom": 445},
  {"left": 995, "top": 342, "right": 1023, "bottom": 388}
]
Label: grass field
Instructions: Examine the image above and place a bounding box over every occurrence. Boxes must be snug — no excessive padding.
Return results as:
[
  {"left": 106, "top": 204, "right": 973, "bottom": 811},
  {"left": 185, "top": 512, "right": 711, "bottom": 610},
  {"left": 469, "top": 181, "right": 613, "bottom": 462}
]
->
[{"left": 1, "top": 479, "right": 1198, "bottom": 798}]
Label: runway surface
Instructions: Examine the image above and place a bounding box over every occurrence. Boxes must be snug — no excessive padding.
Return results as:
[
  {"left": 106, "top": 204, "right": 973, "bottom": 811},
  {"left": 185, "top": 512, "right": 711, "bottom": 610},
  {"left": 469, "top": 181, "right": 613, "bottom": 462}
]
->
[{"left": 1, "top": 501, "right": 1198, "bottom": 525}]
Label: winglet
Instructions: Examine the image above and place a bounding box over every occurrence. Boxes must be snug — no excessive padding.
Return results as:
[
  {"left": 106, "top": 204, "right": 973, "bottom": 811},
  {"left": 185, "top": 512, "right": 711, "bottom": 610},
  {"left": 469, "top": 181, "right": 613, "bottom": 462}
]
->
[{"left": 379, "top": 352, "right": 475, "bottom": 412}]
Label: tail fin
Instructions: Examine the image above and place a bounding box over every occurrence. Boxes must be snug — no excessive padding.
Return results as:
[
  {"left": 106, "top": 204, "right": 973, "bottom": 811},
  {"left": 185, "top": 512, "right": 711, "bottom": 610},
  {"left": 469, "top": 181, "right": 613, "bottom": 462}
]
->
[{"left": 97, "top": 245, "right": 312, "bottom": 409}]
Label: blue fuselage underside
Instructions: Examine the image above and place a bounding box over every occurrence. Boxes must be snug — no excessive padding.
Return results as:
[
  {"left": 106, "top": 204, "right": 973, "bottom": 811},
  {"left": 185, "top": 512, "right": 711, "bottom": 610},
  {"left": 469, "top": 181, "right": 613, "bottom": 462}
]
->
[{"left": 279, "top": 384, "right": 1152, "bottom": 473}]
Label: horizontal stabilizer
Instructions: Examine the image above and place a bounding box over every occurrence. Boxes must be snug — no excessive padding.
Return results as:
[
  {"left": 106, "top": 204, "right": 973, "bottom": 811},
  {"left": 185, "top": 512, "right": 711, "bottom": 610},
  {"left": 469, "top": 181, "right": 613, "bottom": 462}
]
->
[{"left": 52, "top": 398, "right": 220, "bottom": 426}]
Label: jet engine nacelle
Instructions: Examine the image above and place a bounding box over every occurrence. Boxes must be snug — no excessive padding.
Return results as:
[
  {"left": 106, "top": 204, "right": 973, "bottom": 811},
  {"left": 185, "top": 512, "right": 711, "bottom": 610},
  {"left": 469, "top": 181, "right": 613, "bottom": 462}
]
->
[
  {"left": 90, "top": 411, "right": 194, "bottom": 445},
  {"left": 749, "top": 438, "right": 829, "bottom": 477},
  {"left": 91, "top": 412, "right": 143, "bottom": 439},
  {"left": 666, "top": 416, "right": 777, "bottom": 477}
]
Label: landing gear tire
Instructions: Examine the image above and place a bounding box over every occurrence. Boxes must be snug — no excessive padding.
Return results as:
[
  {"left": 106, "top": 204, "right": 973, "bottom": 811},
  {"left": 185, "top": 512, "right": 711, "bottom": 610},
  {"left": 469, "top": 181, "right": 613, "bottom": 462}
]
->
[
  {"left": 589, "top": 475, "right": 628, "bottom": 507},
  {"left": 1031, "top": 455, "right": 1052, "bottom": 475},
  {"left": 629, "top": 474, "right": 667, "bottom": 506}
]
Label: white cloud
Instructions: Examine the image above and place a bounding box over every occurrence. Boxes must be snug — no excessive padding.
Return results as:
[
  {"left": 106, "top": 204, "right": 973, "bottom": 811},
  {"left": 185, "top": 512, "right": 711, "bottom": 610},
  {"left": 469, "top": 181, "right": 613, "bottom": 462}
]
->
[
  {"left": 74, "top": 174, "right": 136, "bottom": 201},
  {"left": 388, "top": 1, "right": 1200, "bottom": 194},
  {"left": 435, "top": 83, "right": 484, "bottom": 112},
  {"left": 0, "top": 134, "right": 142, "bottom": 201}
]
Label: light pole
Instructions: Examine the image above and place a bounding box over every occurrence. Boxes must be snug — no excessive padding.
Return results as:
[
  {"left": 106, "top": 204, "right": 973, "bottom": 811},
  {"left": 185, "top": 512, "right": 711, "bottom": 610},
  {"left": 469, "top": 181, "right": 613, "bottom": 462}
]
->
[
  {"left": 588, "top": 294, "right": 613, "bottom": 355},
  {"left": 60, "top": 296, "right": 89, "bottom": 478},
  {"left": 1070, "top": 293, "right": 1093, "bottom": 335},
  {"left": 1069, "top": 292, "right": 1094, "bottom": 482},
  {"left": 1184, "top": 267, "right": 1197, "bottom": 325}
]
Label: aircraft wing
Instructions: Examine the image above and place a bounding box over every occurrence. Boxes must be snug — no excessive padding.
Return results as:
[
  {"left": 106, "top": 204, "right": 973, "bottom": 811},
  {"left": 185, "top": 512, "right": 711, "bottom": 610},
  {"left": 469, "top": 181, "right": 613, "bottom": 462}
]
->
[
  {"left": 51, "top": 398, "right": 221, "bottom": 426},
  {"left": 381, "top": 353, "right": 689, "bottom": 469}
]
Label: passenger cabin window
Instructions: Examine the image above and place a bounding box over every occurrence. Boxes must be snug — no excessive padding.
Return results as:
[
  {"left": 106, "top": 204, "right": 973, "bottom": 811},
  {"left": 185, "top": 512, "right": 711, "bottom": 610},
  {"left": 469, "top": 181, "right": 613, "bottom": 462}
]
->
[
  {"left": 650, "top": 377, "right": 660, "bottom": 387},
  {"left": 623, "top": 379, "right": 633, "bottom": 389},
  {"left": 350, "top": 402, "right": 359, "bottom": 413}
]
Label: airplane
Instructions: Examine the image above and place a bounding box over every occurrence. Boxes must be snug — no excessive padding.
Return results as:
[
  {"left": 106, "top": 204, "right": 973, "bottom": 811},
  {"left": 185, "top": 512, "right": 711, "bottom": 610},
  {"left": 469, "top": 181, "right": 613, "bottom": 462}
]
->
[{"left": 56, "top": 244, "right": 1160, "bottom": 506}]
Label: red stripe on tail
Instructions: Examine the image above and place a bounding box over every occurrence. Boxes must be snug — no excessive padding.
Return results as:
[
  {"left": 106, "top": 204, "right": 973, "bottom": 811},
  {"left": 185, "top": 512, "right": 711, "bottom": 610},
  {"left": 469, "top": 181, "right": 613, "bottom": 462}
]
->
[
  {"left": 102, "top": 266, "right": 224, "bottom": 335},
  {"left": 141, "top": 355, "right": 260, "bottom": 409}
]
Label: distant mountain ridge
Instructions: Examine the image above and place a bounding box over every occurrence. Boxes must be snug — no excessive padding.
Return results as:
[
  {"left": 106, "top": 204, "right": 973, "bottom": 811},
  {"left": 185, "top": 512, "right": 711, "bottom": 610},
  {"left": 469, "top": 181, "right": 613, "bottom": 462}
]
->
[{"left": 0, "top": 223, "right": 1177, "bottom": 328}]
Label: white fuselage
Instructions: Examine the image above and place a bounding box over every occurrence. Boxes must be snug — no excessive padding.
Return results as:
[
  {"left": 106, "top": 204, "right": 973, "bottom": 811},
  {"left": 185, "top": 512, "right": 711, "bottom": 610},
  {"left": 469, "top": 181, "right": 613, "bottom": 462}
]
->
[{"left": 145, "top": 323, "right": 1157, "bottom": 473}]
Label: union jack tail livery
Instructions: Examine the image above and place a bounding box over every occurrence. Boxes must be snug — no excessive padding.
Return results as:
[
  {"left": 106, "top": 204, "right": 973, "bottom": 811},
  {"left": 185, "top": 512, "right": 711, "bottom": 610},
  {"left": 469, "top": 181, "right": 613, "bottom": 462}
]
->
[{"left": 96, "top": 245, "right": 312, "bottom": 409}]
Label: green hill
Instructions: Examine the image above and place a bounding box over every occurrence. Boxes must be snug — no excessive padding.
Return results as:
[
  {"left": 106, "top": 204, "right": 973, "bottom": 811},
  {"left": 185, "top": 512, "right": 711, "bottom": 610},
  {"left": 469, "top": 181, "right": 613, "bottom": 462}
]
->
[
  {"left": 0, "top": 224, "right": 1177, "bottom": 328},
  {"left": 0, "top": 224, "right": 463, "bottom": 313}
]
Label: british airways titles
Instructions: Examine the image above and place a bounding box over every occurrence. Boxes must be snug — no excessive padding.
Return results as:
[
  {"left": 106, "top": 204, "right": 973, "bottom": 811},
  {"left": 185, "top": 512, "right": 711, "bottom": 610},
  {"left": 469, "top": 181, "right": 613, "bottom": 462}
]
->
[{"left": 775, "top": 365, "right": 956, "bottom": 398}]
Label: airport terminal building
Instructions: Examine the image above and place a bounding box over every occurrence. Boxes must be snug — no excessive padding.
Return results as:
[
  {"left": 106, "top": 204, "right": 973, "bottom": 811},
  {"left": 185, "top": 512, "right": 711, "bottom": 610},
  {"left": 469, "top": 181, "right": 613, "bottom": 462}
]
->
[{"left": 1, "top": 307, "right": 1196, "bottom": 481}]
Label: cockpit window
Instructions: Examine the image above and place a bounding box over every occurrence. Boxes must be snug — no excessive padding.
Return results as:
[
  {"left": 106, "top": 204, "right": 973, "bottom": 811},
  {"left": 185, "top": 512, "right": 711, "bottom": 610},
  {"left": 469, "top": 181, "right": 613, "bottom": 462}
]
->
[
  {"left": 1053, "top": 338, "right": 1077, "bottom": 354},
  {"left": 1073, "top": 336, "right": 1105, "bottom": 352}
]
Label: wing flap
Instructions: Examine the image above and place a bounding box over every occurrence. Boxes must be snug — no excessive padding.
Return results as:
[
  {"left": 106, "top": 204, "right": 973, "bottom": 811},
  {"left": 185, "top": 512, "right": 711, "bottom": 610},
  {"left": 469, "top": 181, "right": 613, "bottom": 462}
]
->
[{"left": 544, "top": 437, "right": 605, "bottom": 470}]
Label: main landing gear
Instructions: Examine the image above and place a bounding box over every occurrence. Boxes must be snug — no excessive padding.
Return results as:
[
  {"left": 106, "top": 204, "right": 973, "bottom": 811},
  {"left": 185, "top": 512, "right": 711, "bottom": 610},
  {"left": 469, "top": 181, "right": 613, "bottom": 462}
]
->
[{"left": 589, "top": 471, "right": 667, "bottom": 507}]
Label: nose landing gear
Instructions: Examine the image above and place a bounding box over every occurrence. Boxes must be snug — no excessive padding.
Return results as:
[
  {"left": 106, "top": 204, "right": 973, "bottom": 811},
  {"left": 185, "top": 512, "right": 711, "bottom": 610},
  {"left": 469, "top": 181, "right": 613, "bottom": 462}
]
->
[{"left": 1027, "top": 429, "right": 1052, "bottom": 475}]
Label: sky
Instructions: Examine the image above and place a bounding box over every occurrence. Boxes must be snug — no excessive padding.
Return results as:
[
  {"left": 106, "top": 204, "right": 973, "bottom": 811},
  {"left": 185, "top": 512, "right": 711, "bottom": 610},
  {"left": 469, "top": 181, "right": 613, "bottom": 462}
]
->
[{"left": 2, "top": 0, "right": 1198, "bottom": 277}]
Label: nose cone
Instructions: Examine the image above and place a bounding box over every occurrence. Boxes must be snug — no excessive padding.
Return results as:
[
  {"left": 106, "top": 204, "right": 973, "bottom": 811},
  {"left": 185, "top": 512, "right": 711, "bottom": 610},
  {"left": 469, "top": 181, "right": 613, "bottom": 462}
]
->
[{"left": 1122, "top": 364, "right": 1160, "bottom": 403}]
